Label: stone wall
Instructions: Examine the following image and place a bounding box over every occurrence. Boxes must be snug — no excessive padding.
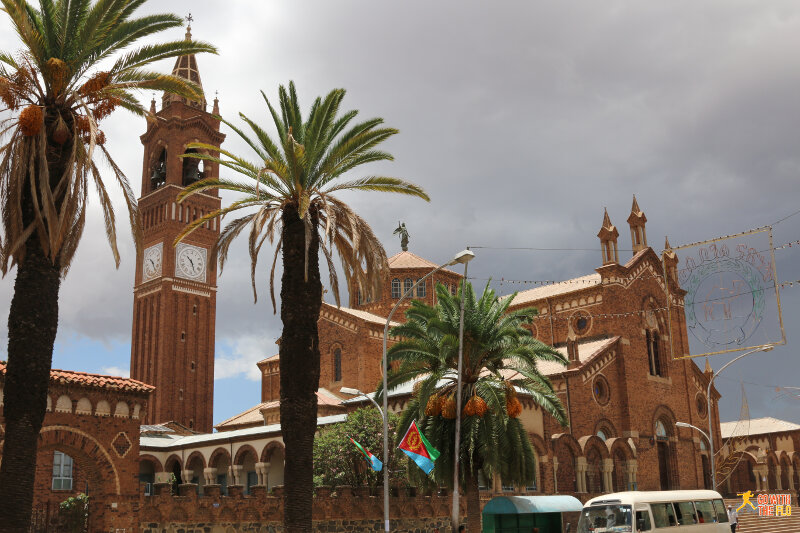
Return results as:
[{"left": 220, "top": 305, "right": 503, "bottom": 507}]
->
[{"left": 140, "top": 483, "right": 464, "bottom": 532}]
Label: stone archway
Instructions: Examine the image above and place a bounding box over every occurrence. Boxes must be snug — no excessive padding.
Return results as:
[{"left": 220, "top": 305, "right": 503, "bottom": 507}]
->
[
  {"left": 726, "top": 451, "right": 757, "bottom": 496},
  {"left": 606, "top": 438, "right": 635, "bottom": 492},
  {"left": 579, "top": 435, "right": 610, "bottom": 494},
  {"left": 233, "top": 445, "right": 259, "bottom": 492},
  {"left": 37, "top": 426, "right": 121, "bottom": 531},
  {"left": 552, "top": 433, "right": 582, "bottom": 494}
]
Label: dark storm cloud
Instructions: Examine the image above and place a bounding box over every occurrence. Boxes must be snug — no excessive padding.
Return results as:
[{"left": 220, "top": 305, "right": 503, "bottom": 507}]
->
[{"left": 1, "top": 1, "right": 798, "bottom": 422}]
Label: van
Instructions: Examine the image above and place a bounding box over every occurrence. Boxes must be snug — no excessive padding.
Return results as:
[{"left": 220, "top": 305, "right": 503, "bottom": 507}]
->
[{"left": 576, "top": 490, "right": 730, "bottom": 532}]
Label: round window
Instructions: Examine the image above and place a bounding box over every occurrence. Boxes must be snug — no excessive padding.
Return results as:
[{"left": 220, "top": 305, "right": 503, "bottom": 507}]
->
[
  {"left": 573, "top": 312, "right": 591, "bottom": 334},
  {"left": 696, "top": 394, "right": 708, "bottom": 418},
  {"left": 593, "top": 375, "right": 610, "bottom": 406}
]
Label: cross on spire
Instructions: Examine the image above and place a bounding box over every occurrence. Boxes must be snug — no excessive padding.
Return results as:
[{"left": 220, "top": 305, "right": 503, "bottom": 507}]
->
[{"left": 185, "top": 13, "right": 193, "bottom": 40}]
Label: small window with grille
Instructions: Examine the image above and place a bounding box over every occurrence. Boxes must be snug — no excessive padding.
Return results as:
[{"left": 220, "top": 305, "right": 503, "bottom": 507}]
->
[{"left": 391, "top": 278, "right": 401, "bottom": 298}]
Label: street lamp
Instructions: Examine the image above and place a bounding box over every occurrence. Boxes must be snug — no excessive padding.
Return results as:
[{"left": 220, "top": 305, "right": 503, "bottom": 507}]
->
[
  {"left": 706, "top": 344, "right": 774, "bottom": 491},
  {"left": 380, "top": 249, "right": 475, "bottom": 533},
  {"left": 340, "top": 387, "right": 384, "bottom": 415},
  {"left": 675, "top": 421, "right": 711, "bottom": 446}
]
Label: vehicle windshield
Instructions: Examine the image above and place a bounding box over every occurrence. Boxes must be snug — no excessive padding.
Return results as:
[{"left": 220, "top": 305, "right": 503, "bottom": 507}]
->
[{"left": 577, "top": 504, "right": 633, "bottom": 532}]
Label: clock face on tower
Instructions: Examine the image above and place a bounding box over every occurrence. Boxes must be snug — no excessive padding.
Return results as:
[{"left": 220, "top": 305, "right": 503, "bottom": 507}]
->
[
  {"left": 175, "top": 243, "right": 207, "bottom": 282},
  {"left": 142, "top": 243, "right": 163, "bottom": 281}
]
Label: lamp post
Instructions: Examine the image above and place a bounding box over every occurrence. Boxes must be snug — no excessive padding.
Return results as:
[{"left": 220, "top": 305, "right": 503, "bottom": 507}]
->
[
  {"left": 451, "top": 250, "right": 473, "bottom": 533},
  {"left": 381, "top": 249, "right": 475, "bottom": 533},
  {"left": 706, "top": 344, "right": 774, "bottom": 491}
]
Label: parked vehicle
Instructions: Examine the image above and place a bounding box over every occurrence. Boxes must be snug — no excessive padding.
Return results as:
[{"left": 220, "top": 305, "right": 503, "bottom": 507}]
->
[{"left": 577, "top": 490, "right": 730, "bottom": 532}]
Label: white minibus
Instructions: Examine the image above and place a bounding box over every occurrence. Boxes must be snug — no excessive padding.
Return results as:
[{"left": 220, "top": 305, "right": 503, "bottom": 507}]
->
[{"left": 576, "top": 490, "right": 730, "bottom": 532}]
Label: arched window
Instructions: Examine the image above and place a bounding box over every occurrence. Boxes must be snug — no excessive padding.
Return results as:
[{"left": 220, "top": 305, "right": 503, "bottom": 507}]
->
[
  {"left": 52, "top": 451, "right": 73, "bottom": 490},
  {"left": 391, "top": 278, "right": 401, "bottom": 299},
  {"left": 597, "top": 429, "right": 607, "bottom": 441},
  {"left": 404, "top": 278, "right": 413, "bottom": 296},
  {"left": 450, "top": 282, "right": 458, "bottom": 296},
  {"left": 416, "top": 278, "right": 426, "bottom": 298},
  {"left": 647, "top": 330, "right": 663, "bottom": 377},
  {"left": 655, "top": 420, "right": 668, "bottom": 440},
  {"left": 182, "top": 148, "right": 204, "bottom": 186},
  {"left": 150, "top": 148, "right": 167, "bottom": 191},
  {"left": 333, "top": 348, "right": 342, "bottom": 382}
]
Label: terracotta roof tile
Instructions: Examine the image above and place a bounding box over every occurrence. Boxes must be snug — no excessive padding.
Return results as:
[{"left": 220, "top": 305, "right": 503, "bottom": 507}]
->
[
  {"left": 215, "top": 389, "right": 344, "bottom": 430},
  {"left": 506, "top": 273, "right": 602, "bottom": 307},
  {"left": 332, "top": 305, "right": 399, "bottom": 327},
  {"left": 387, "top": 251, "right": 457, "bottom": 273},
  {"left": 0, "top": 362, "right": 154, "bottom": 394}
]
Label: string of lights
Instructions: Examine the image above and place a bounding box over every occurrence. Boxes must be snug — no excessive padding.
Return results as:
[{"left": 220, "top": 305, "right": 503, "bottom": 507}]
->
[
  {"left": 463, "top": 237, "right": 798, "bottom": 288},
  {"left": 466, "top": 237, "right": 799, "bottom": 256},
  {"left": 472, "top": 280, "right": 799, "bottom": 322}
]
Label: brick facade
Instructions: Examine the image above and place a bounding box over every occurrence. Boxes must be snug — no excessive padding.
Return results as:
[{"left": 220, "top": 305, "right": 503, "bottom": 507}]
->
[
  {"left": 205, "top": 199, "right": 726, "bottom": 508},
  {"left": 129, "top": 48, "right": 225, "bottom": 434},
  {"left": 0, "top": 364, "right": 152, "bottom": 531}
]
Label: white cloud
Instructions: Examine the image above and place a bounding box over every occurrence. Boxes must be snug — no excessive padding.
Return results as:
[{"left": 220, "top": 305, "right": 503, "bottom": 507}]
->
[
  {"left": 100, "top": 366, "right": 130, "bottom": 378},
  {"left": 214, "top": 334, "right": 278, "bottom": 381}
]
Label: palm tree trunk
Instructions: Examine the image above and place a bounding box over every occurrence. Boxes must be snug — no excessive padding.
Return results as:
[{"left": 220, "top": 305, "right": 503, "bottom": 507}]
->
[
  {"left": 279, "top": 203, "right": 322, "bottom": 533},
  {"left": 465, "top": 465, "right": 482, "bottom": 532},
  {"left": 0, "top": 238, "right": 61, "bottom": 531}
]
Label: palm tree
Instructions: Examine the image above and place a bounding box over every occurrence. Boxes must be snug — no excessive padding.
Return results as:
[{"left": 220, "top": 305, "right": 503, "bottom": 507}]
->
[
  {"left": 384, "top": 282, "right": 568, "bottom": 532},
  {"left": 0, "top": 1, "right": 215, "bottom": 529},
  {"left": 175, "top": 81, "right": 429, "bottom": 532}
]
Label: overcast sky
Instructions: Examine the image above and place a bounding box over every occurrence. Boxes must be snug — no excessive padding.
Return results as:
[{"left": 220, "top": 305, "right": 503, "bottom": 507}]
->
[{"left": 1, "top": 1, "right": 798, "bottom": 428}]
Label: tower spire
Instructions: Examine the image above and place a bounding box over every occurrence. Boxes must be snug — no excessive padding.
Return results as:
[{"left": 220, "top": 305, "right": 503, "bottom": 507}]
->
[
  {"left": 597, "top": 208, "right": 619, "bottom": 265},
  {"left": 627, "top": 194, "right": 648, "bottom": 255},
  {"left": 163, "top": 15, "right": 206, "bottom": 110}
]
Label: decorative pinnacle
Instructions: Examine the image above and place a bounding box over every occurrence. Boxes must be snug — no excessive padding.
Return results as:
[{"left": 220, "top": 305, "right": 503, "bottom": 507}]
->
[
  {"left": 185, "top": 13, "right": 193, "bottom": 40},
  {"left": 601, "top": 208, "right": 613, "bottom": 230},
  {"left": 631, "top": 194, "right": 641, "bottom": 215}
]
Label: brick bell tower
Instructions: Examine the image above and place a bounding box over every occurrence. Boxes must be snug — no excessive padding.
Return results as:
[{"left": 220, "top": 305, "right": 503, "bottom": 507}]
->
[{"left": 130, "top": 25, "right": 224, "bottom": 433}]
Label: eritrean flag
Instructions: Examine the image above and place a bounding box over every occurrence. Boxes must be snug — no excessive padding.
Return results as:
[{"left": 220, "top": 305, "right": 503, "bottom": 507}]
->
[
  {"left": 349, "top": 437, "right": 383, "bottom": 472},
  {"left": 397, "top": 420, "right": 440, "bottom": 474}
]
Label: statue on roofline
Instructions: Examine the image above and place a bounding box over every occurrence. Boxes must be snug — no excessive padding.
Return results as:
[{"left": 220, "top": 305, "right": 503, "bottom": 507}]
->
[{"left": 394, "top": 221, "right": 409, "bottom": 251}]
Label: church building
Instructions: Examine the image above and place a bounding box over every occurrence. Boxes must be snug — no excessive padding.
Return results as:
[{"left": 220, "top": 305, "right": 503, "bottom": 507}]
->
[
  {"left": 135, "top": 191, "right": 727, "bottom": 502},
  {"left": 6, "top": 28, "right": 800, "bottom": 532}
]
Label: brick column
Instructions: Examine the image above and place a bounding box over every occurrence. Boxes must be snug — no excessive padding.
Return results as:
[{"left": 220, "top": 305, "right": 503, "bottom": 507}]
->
[
  {"left": 601, "top": 458, "right": 614, "bottom": 493},
  {"left": 203, "top": 467, "right": 217, "bottom": 486},
  {"left": 575, "top": 457, "right": 588, "bottom": 493},
  {"left": 255, "top": 462, "right": 270, "bottom": 486}
]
